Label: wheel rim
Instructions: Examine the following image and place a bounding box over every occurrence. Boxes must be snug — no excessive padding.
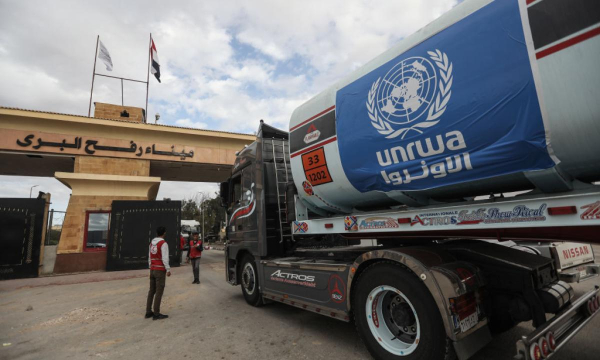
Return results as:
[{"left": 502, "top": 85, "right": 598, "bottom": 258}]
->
[
  {"left": 365, "top": 285, "right": 420, "bottom": 356},
  {"left": 241, "top": 262, "right": 256, "bottom": 295}
]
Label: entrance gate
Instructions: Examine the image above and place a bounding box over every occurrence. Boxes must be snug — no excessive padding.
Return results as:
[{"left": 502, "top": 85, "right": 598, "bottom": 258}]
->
[
  {"left": 106, "top": 200, "right": 181, "bottom": 271},
  {"left": 0, "top": 198, "right": 46, "bottom": 280}
]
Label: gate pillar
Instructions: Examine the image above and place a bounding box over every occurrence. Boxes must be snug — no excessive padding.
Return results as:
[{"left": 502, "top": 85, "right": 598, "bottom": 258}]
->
[{"left": 53, "top": 156, "right": 161, "bottom": 273}]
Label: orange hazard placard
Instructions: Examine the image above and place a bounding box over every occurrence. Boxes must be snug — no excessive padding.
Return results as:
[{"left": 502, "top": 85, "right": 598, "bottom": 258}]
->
[
  {"left": 301, "top": 148, "right": 332, "bottom": 186},
  {"left": 302, "top": 147, "right": 325, "bottom": 170},
  {"left": 305, "top": 166, "right": 332, "bottom": 186}
]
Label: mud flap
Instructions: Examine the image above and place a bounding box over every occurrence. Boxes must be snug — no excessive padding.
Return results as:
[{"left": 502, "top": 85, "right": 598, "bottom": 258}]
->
[{"left": 259, "top": 259, "right": 352, "bottom": 320}]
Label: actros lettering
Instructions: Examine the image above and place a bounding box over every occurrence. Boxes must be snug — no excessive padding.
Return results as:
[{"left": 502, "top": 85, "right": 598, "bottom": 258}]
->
[{"left": 271, "top": 270, "right": 316, "bottom": 282}]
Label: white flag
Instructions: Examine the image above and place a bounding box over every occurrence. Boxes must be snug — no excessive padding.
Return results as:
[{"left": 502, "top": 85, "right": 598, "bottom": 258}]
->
[{"left": 98, "top": 40, "right": 113, "bottom": 71}]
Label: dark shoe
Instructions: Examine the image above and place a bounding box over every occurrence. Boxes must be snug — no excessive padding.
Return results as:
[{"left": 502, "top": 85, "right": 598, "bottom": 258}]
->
[
  {"left": 197, "top": 280, "right": 201, "bottom": 284},
  {"left": 192, "top": 280, "right": 198, "bottom": 284},
  {"left": 153, "top": 313, "right": 169, "bottom": 320},
  {"left": 145, "top": 311, "right": 154, "bottom": 319}
]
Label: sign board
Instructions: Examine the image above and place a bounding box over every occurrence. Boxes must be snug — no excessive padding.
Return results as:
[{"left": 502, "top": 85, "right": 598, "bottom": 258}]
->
[{"left": 336, "top": 0, "right": 555, "bottom": 192}]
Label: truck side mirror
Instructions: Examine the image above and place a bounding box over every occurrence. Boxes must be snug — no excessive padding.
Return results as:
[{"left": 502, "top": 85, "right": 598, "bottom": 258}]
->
[{"left": 219, "top": 181, "right": 229, "bottom": 208}]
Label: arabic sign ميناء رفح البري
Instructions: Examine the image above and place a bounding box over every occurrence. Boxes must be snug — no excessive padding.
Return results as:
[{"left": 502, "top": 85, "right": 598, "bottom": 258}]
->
[{"left": 15, "top": 133, "right": 194, "bottom": 160}]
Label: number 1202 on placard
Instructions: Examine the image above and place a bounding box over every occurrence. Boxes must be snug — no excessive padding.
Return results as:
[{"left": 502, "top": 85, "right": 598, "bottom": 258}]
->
[{"left": 301, "top": 147, "right": 333, "bottom": 186}]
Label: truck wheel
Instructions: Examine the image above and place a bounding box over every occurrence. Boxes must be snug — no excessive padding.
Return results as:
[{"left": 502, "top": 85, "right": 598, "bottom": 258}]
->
[
  {"left": 353, "top": 262, "right": 454, "bottom": 360},
  {"left": 240, "top": 254, "right": 263, "bottom": 307}
]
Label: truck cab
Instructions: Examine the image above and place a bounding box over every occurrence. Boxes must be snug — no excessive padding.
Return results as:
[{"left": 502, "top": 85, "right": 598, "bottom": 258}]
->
[
  {"left": 221, "top": 122, "right": 292, "bottom": 272},
  {"left": 221, "top": 121, "right": 600, "bottom": 360}
]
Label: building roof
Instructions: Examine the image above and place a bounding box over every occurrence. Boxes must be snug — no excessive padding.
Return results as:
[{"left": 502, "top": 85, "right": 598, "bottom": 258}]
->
[{"left": 0, "top": 106, "right": 256, "bottom": 138}]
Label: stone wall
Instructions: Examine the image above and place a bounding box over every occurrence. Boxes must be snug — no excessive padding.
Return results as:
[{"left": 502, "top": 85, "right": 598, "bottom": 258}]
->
[
  {"left": 53, "top": 252, "right": 108, "bottom": 274},
  {"left": 74, "top": 156, "right": 150, "bottom": 176},
  {"left": 57, "top": 195, "right": 145, "bottom": 254},
  {"left": 41, "top": 245, "right": 57, "bottom": 275},
  {"left": 94, "top": 102, "right": 145, "bottom": 123}
]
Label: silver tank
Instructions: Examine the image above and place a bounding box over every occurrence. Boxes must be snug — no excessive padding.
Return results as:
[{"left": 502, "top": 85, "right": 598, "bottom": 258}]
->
[{"left": 288, "top": 0, "right": 600, "bottom": 214}]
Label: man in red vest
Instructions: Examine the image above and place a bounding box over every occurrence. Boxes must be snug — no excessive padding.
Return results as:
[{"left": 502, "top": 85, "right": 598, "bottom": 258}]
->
[
  {"left": 146, "top": 226, "right": 171, "bottom": 320},
  {"left": 186, "top": 231, "right": 203, "bottom": 284},
  {"left": 179, "top": 234, "right": 186, "bottom": 264}
]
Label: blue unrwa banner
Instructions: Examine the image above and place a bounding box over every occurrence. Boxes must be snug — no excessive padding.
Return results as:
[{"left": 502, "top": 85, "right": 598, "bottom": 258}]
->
[{"left": 336, "top": 0, "right": 555, "bottom": 192}]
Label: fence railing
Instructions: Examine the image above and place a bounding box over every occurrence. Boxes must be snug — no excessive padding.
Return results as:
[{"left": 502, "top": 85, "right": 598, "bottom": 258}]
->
[{"left": 46, "top": 209, "right": 66, "bottom": 246}]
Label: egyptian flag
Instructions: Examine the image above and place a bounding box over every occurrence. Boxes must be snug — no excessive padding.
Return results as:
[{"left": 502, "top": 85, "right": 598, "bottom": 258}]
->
[{"left": 150, "top": 39, "right": 161, "bottom": 83}]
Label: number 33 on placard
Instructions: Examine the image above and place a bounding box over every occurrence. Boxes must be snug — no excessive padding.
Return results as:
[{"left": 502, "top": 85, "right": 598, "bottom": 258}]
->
[
  {"left": 307, "top": 154, "right": 319, "bottom": 166},
  {"left": 301, "top": 148, "right": 333, "bottom": 186}
]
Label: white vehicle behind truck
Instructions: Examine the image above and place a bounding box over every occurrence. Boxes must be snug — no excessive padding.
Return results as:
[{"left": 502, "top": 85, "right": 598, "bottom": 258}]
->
[
  {"left": 221, "top": 0, "right": 600, "bottom": 359},
  {"left": 181, "top": 219, "right": 201, "bottom": 245}
]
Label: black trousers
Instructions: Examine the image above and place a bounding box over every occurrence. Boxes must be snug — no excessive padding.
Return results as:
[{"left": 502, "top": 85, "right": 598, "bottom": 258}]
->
[
  {"left": 146, "top": 270, "right": 166, "bottom": 313},
  {"left": 191, "top": 257, "right": 201, "bottom": 281}
]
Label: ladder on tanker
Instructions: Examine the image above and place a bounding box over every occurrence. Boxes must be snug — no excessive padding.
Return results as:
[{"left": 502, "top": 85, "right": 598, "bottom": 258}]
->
[{"left": 271, "top": 139, "right": 293, "bottom": 244}]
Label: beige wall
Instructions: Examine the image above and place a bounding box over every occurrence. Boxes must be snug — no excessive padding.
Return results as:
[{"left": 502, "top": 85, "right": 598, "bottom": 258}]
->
[
  {"left": 57, "top": 194, "right": 146, "bottom": 253},
  {"left": 0, "top": 107, "right": 254, "bottom": 168},
  {"left": 0, "top": 106, "right": 256, "bottom": 182},
  {"left": 74, "top": 156, "right": 150, "bottom": 176},
  {"left": 56, "top": 156, "right": 160, "bottom": 255},
  {"left": 94, "top": 103, "right": 145, "bottom": 123},
  {"left": 2, "top": 128, "right": 239, "bottom": 166}
]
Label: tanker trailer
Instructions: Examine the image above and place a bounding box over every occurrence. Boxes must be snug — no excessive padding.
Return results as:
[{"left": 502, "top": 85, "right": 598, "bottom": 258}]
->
[
  {"left": 289, "top": 0, "right": 600, "bottom": 215},
  {"left": 223, "top": 1, "right": 600, "bottom": 360}
]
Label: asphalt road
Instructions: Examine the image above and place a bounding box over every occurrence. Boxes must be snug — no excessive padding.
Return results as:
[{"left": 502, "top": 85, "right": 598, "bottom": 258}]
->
[{"left": 1, "top": 249, "right": 599, "bottom": 360}]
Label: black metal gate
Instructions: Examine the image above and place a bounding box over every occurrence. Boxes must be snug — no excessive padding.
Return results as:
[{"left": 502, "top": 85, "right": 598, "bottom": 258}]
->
[
  {"left": 106, "top": 200, "right": 181, "bottom": 271},
  {"left": 0, "top": 198, "right": 46, "bottom": 280}
]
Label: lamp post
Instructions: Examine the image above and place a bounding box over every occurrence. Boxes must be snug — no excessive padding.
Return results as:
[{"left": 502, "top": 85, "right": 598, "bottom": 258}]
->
[
  {"left": 197, "top": 192, "right": 205, "bottom": 242},
  {"left": 29, "top": 185, "right": 39, "bottom": 198}
]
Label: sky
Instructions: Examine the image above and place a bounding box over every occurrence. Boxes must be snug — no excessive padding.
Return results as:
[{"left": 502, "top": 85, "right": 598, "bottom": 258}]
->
[{"left": 0, "top": 0, "right": 458, "bottom": 218}]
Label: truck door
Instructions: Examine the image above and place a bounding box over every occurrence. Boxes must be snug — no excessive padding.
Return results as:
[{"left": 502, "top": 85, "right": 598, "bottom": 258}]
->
[
  {"left": 241, "top": 166, "right": 257, "bottom": 237},
  {"left": 228, "top": 172, "right": 243, "bottom": 242},
  {"left": 228, "top": 166, "right": 259, "bottom": 243}
]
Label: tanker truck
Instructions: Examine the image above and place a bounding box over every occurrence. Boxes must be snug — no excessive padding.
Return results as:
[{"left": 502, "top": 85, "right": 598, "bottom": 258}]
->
[{"left": 220, "top": 0, "right": 600, "bottom": 359}]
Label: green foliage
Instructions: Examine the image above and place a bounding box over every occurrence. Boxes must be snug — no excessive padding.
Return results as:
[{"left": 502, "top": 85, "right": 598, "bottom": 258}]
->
[
  {"left": 46, "top": 229, "right": 61, "bottom": 245},
  {"left": 181, "top": 199, "right": 200, "bottom": 220},
  {"left": 201, "top": 194, "right": 226, "bottom": 235}
]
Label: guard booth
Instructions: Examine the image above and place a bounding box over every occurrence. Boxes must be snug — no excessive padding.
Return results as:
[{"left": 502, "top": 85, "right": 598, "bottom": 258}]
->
[
  {"left": 0, "top": 196, "right": 49, "bottom": 280},
  {"left": 106, "top": 200, "right": 181, "bottom": 271}
]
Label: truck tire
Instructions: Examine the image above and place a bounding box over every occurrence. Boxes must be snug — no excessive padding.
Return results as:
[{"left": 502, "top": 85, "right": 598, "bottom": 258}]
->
[
  {"left": 353, "top": 262, "right": 455, "bottom": 360},
  {"left": 240, "top": 254, "right": 263, "bottom": 307}
]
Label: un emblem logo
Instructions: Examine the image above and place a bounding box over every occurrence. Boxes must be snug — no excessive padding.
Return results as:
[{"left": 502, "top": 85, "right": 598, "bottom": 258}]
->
[{"left": 367, "top": 49, "right": 453, "bottom": 139}]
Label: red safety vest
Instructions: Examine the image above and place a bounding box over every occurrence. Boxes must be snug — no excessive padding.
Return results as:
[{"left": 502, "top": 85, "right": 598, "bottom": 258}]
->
[
  {"left": 150, "top": 239, "right": 167, "bottom": 271},
  {"left": 189, "top": 239, "right": 203, "bottom": 259}
]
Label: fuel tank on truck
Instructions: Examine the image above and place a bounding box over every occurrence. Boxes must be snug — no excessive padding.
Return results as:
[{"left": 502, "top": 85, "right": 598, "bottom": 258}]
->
[{"left": 289, "top": 0, "right": 600, "bottom": 215}]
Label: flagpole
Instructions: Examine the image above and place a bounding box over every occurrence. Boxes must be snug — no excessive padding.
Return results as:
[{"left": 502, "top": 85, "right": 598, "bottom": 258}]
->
[
  {"left": 88, "top": 35, "right": 100, "bottom": 117},
  {"left": 145, "top": 33, "right": 151, "bottom": 123}
]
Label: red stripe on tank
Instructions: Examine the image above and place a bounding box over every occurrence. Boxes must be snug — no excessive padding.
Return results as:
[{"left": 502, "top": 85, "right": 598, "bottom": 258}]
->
[
  {"left": 290, "top": 136, "right": 337, "bottom": 158},
  {"left": 290, "top": 106, "right": 335, "bottom": 132},
  {"left": 536, "top": 26, "right": 600, "bottom": 59}
]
